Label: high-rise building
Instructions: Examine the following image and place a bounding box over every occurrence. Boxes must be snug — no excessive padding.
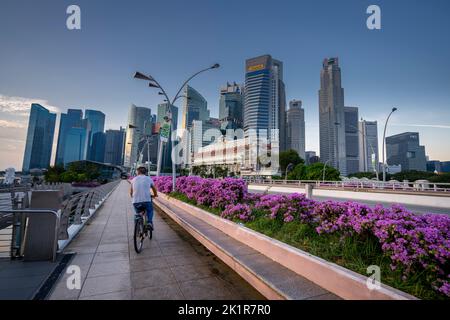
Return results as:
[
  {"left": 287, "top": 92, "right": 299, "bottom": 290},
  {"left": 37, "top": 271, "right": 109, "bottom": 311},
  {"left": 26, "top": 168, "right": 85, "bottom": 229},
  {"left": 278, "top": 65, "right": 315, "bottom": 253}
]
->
[
  {"left": 124, "top": 104, "right": 152, "bottom": 168},
  {"left": 104, "top": 128, "right": 126, "bottom": 166},
  {"left": 181, "top": 86, "right": 209, "bottom": 130},
  {"left": 427, "top": 160, "right": 442, "bottom": 173},
  {"left": 319, "top": 57, "right": 347, "bottom": 176},
  {"left": 244, "top": 55, "right": 287, "bottom": 151},
  {"left": 219, "top": 82, "right": 243, "bottom": 130},
  {"left": 344, "top": 106, "right": 359, "bottom": 175},
  {"left": 286, "top": 100, "right": 306, "bottom": 160},
  {"left": 358, "top": 120, "right": 379, "bottom": 173},
  {"left": 85, "top": 110, "right": 105, "bottom": 161},
  {"left": 55, "top": 109, "right": 83, "bottom": 165},
  {"left": 386, "top": 132, "right": 427, "bottom": 171},
  {"left": 305, "top": 151, "right": 318, "bottom": 165},
  {"left": 22, "top": 104, "right": 57, "bottom": 172},
  {"left": 63, "top": 119, "right": 91, "bottom": 165}
]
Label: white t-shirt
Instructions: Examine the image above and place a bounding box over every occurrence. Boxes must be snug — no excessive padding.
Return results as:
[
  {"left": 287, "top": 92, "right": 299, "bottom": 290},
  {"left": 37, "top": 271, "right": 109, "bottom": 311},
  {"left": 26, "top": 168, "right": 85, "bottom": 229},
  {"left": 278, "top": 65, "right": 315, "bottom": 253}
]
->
[{"left": 131, "top": 175, "right": 155, "bottom": 204}]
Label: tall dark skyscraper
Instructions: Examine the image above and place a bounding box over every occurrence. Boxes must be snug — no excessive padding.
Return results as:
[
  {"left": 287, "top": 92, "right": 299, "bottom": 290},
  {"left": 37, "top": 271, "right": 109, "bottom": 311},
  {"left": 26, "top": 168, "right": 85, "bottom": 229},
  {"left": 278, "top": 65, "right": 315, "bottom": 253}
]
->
[
  {"left": 386, "top": 132, "right": 427, "bottom": 171},
  {"left": 244, "top": 55, "right": 287, "bottom": 151},
  {"left": 104, "top": 128, "right": 126, "bottom": 166},
  {"left": 22, "top": 104, "right": 56, "bottom": 172},
  {"left": 319, "top": 57, "right": 347, "bottom": 176},
  {"left": 55, "top": 109, "right": 83, "bottom": 165},
  {"left": 219, "top": 82, "right": 243, "bottom": 130},
  {"left": 85, "top": 109, "right": 105, "bottom": 161},
  {"left": 286, "top": 100, "right": 306, "bottom": 160},
  {"left": 344, "top": 106, "right": 359, "bottom": 175}
]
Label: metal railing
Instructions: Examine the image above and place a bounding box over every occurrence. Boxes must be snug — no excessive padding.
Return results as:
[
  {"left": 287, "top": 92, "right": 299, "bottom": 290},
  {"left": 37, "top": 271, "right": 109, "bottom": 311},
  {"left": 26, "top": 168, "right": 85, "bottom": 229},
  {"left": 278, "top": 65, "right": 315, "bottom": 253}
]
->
[
  {"left": 58, "top": 180, "right": 120, "bottom": 241},
  {"left": 0, "top": 180, "right": 121, "bottom": 260},
  {"left": 0, "top": 210, "right": 59, "bottom": 261},
  {"left": 244, "top": 178, "right": 450, "bottom": 194}
]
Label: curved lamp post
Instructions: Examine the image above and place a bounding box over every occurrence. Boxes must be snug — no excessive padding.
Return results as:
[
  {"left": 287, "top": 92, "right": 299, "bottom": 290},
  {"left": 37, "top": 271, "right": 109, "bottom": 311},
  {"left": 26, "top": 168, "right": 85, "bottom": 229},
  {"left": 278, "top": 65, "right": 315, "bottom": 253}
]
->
[
  {"left": 134, "top": 64, "right": 220, "bottom": 191},
  {"left": 382, "top": 107, "right": 398, "bottom": 182}
]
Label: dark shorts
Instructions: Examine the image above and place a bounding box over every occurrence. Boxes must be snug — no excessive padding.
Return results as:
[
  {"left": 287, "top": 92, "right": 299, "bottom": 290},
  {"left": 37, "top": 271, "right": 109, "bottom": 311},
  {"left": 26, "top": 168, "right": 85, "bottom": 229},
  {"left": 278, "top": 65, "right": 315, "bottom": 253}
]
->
[{"left": 133, "top": 201, "right": 154, "bottom": 223}]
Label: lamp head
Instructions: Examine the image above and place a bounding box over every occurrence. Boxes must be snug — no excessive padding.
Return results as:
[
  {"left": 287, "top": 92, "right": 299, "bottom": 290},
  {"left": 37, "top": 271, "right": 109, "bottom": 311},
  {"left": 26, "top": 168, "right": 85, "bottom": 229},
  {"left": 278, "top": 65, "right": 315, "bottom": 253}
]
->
[
  {"left": 134, "top": 72, "right": 153, "bottom": 81},
  {"left": 211, "top": 63, "right": 220, "bottom": 69}
]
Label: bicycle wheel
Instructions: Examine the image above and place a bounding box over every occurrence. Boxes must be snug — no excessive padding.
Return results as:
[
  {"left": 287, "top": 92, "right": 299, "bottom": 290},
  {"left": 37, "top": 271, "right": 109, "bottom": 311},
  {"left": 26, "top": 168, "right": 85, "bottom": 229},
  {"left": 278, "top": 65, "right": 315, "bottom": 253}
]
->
[{"left": 133, "top": 218, "right": 145, "bottom": 253}]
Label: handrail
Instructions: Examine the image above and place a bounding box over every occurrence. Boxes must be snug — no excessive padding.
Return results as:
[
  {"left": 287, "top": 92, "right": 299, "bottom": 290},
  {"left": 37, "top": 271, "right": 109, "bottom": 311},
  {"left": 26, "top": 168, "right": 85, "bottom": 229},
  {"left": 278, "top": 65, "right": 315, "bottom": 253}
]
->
[
  {"left": 0, "top": 209, "right": 59, "bottom": 261},
  {"left": 244, "top": 178, "right": 450, "bottom": 193}
]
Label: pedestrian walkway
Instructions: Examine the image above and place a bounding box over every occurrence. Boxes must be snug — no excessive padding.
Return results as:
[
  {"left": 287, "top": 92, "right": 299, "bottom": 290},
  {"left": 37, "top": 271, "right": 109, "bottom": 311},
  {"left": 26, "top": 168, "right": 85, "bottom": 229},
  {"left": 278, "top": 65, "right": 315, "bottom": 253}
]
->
[{"left": 49, "top": 181, "right": 264, "bottom": 300}]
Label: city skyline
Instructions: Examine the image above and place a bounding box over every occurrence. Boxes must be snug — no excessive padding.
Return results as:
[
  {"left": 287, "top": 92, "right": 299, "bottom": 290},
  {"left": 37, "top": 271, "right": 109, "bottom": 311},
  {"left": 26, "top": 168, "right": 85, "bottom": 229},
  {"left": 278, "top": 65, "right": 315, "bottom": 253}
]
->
[{"left": 1, "top": 0, "right": 450, "bottom": 169}]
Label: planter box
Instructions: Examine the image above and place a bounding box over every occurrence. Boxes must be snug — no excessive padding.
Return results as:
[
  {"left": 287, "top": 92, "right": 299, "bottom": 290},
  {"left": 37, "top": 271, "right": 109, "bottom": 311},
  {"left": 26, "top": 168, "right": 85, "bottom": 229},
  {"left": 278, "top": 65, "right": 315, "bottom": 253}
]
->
[{"left": 156, "top": 193, "right": 418, "bottom": 300}]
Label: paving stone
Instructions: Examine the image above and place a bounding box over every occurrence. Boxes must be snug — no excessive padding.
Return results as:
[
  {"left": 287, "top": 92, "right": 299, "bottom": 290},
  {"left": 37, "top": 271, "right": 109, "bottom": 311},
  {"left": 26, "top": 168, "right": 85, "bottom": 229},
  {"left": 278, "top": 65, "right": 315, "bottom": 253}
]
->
[
  {"left": 80, "top": 273, "right": 131, "bottom": 297},
  {"left": 133, "top": 284, "right": 184, "bottom": 300}
]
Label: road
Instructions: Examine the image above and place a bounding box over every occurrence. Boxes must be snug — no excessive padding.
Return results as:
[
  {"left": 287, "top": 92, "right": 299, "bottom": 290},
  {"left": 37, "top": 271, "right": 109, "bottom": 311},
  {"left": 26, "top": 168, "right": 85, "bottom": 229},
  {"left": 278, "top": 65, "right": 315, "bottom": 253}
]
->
[{"left": 249, "top": 188, "right": 450, "bottom": 216}]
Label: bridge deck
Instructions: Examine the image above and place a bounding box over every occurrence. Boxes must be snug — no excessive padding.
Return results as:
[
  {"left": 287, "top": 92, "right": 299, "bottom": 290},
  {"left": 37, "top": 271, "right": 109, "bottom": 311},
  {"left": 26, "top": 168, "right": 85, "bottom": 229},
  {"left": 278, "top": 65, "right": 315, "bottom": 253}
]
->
[{"left": 49, "top": 181, "right": 263, "bottom": 300}]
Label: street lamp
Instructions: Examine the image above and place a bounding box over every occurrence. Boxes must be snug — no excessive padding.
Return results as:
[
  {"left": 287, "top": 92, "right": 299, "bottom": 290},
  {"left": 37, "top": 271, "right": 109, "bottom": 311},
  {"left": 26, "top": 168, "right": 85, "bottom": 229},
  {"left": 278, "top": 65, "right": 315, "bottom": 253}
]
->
[
  {"left": 382, "top": 107, "right": 398, "bottom": 182},
  {"left": 322, "top": 160, "right": 331, "bottom": 183},
  {"left": 285, "top": 163, "right": 294, "bottom": 183},
  {"left": 134, "top": 63, "right": 220, "bottom": 191}
]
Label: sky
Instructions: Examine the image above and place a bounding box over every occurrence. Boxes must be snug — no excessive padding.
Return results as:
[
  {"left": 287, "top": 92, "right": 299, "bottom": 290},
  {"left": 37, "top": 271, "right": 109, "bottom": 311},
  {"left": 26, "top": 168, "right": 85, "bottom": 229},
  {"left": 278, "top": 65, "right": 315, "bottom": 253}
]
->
[{"left": 1, "top": 0, "right": 450, "bottom": 170}]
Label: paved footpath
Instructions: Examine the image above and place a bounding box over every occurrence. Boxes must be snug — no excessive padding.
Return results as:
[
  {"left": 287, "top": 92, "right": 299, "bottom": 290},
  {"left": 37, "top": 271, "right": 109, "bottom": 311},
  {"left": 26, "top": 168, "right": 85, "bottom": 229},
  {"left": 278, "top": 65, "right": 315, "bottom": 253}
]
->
[{"left": 49, "top": 181, "right": 263, "bottom": 300}]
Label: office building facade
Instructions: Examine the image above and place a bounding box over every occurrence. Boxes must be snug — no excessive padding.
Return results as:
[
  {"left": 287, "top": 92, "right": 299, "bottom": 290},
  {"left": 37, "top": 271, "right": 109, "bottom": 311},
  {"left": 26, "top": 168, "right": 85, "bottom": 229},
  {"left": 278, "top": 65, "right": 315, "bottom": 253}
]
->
[
  {"left": 124, "top": 104, "right": 152, "bottom": 168},
  {"left": 181, "top": 86, "right": 209, "bottom": 130},
  {"left": 219, "top": 82, "right": 243, "bottom": 130},
  {"left": 244, "top": 55, "right": 286, "bottom": 151},
  {"left": 344, "top": 106, "right": 359, "bottom": 175},
  {"left": 286, "top": 100, "right": 306, "bottom": 160},
  {"left": 386, "top": 132, "right": 427, "bottom": 171},
  {"left": 85, "top": 110, "right": 105, "bottom": 161},
  {"left": 104, "top": 128, "right": 126, "bottom": 166},
  {"left": 319, "top": 57, "right": 347, "bottom": 176},
  {"left": 22, "top": 104, "right": 57, "bottom": 172},
  {"left": 55, "top": 109, "right": 83, "bottom": 165},
  {"left": 63, "top": 119, "right": 91, "bottom": 165},
  {"left": 358, "top": 120, "right": 379, "bottom": 173}
]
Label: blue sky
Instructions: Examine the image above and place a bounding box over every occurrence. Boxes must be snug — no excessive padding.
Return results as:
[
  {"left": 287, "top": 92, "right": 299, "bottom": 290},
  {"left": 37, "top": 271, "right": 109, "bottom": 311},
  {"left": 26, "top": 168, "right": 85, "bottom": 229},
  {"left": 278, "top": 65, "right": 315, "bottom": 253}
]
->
[{"left": 1, "top": 0, "right": 450, "bottom": 169}]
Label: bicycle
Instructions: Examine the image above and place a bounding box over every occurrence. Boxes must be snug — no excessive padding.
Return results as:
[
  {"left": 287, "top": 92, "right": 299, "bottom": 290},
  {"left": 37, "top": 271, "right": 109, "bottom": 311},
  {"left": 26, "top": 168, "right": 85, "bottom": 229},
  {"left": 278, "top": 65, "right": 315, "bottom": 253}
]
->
[{"left": 133, "top": 206, "right": 153, "bottom": 253}]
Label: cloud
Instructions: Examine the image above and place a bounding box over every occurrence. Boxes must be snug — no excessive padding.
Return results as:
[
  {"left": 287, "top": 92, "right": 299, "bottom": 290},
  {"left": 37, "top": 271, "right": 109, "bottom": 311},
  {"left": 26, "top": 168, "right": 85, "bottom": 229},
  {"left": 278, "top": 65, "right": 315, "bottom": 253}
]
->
[
  {"left": 0, "top": 119, "right": 26, "bottom": 129},
  {"left": 391, "top": 123, "right": 450, "bottom": 130},
  {"left": 0, "top": 94, "right": 60, "bottom": 117}
]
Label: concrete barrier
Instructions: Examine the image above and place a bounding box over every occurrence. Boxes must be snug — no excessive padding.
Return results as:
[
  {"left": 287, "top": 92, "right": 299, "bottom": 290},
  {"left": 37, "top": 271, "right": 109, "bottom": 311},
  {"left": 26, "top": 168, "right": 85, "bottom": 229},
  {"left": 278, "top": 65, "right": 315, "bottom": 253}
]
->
[
  {"left": 249, "top": 184, "right": 450, "bottom": 209},
  {"left": 156, "top": 193, "right": 418, "bottom": 300}
]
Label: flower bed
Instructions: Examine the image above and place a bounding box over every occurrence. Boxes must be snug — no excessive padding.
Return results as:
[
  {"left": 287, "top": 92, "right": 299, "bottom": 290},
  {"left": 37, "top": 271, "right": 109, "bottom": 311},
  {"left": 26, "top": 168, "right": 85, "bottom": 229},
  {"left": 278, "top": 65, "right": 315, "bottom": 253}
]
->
[{"left": 153, "top": 176, "right": 450, "bottom": 299}]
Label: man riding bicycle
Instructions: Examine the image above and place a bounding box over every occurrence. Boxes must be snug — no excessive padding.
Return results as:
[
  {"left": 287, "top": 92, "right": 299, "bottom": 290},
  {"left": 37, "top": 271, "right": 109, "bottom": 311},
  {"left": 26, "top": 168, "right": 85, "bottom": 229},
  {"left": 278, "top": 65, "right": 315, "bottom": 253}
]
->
[{"left": 130, "top": 166, "right": 158, "bottom": 230}]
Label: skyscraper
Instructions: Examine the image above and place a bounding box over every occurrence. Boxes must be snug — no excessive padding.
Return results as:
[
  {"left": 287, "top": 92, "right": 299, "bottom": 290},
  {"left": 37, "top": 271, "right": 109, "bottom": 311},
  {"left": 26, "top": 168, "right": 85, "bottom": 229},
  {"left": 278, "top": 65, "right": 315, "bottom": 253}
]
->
[
  {"left": 319, "top": 57, "right": 347, "bottom": 176},
  {"left": 244, "top": 55, "right": 287, "bottom": 150},
  {"left": 22, "top": 104, "right": 57, "bottom": 172},
  {"left": 63, "top": 119, "right": 90, "bottom": 165},
  {"left": 386, "top": 132, "right": 427, "bottom": 171},
  {"left": 124, "top": 104, "right": 152, "bottom": 168},
  {"left": 181, "top": 86, "right": 209, "bottom": 130},
  {"left": 219, "top": 82, "right": 243, "bottom": 130},
  {"left": 85, "top": 109, "right": 105, "bottom": 161},
  {"left": 344, "top": 106, "right": 359, "bottom": 175},
  {"left": 55, "top": 109, "right": 83, "bottom": 165},
  {"left": 286, "top": 100, "right": 306, "bottom": 160},
  {"left": 358, "top": 120, "right": 379, "bottom": 173},
  {"left": 104, "top": 128, "right": 126, "bottom": 166}
]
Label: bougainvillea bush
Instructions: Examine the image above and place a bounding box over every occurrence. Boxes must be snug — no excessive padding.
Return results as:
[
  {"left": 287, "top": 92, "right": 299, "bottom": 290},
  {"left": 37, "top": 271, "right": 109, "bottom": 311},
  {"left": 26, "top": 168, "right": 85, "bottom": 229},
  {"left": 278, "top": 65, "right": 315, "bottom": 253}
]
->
[{"left": 153, "top": 176, "right": 450, "bottom": 299}]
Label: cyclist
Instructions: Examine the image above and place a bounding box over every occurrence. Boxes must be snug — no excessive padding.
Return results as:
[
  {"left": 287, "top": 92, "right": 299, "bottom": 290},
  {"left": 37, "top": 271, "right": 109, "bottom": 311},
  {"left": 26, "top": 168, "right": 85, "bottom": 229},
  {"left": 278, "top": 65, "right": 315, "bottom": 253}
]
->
[{"left": 130, "top": 166, "right": 158, "bottom": 231}]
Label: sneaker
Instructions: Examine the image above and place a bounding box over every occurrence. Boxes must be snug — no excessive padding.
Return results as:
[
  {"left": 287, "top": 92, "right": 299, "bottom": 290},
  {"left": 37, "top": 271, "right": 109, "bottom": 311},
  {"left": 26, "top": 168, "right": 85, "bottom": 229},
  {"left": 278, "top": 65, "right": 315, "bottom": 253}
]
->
[{"left": 147, "top": 222, "right": 154, "bottom": 231}]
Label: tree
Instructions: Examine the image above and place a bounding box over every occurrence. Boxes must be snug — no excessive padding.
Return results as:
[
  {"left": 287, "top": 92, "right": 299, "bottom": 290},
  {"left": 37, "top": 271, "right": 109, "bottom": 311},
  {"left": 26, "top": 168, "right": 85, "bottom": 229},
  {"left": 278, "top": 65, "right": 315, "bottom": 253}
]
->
[
  {"left": 279, "top": 149, "right": 304, "bottom": 175},
  {"left": 287, "top": 163, "right": 307, "bottom": 180},
  {"left": 306, "top": 163, "right": 341, "bottom": 181},
  {"left": 391, "top": 170, "right": 435, "bottom": 182},
  {"left": 45, "top": 165, "right": 65, "bottom": 182},
  {"left": 429, "top": 173, "right": 450, "bottom": 183}
]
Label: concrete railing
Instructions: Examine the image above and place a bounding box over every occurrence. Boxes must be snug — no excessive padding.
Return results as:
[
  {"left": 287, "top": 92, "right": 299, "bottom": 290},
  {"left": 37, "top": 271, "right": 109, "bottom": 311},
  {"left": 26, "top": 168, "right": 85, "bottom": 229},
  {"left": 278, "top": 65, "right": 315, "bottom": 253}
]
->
[{"left": 245, "top": 178, "right": 450, "bottom": 194}]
